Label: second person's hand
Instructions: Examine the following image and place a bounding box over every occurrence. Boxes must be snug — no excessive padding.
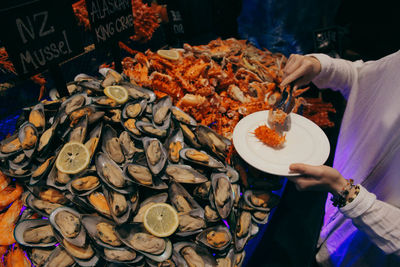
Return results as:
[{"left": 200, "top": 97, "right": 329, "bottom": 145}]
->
[{"left": 281, "top": 54, "right": 322, "bottom": 90}]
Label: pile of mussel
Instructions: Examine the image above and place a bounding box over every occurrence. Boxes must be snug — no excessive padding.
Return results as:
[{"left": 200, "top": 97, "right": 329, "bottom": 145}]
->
[{"left": 0, "top": 68, "right": 281, "bottom": 267}]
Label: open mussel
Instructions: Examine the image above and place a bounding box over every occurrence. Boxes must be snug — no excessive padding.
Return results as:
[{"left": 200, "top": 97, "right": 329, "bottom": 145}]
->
[
  {"left": 14, "top": 219, "right": 56, "bottom": 247},
  {"left": 67, "top": 170, "right": 101, "bottom": 196},
  {"left": 211, "top": 173, "right": 234, "bottom": 219},
  {"left": 165, "top": 128, "right": 185, "bottom": 163},
  {"left": 18, "top": 122, "right": 39, "bottom": 157},
  {"left": 115, "top": 223, "right": 172, "bottom": 262},
  {"left": 84, "top": 122, "right": 102, "bottom": 161},
  {"left": 46, "top": 163, "right": 71, "bottom": 190},
  {"left": 233, "top": 210, "right": 258, "bottom": 252},
  {"left": 180, "top": 123, "right": 201, "bottom": 148},
  {"left": 136, "top": 121, "right": 168, "bottom": 139},
  {"left": 100, "top": 68, "right": 124, "bottom": 87},
  {"left": 180, "top": 148, "right": 224, "bottom": 169},
  {"left": 68, "top": 105, "right": 104, "bottom": 127},
  {"left": 95, "top": 152, "right": 133, "bottom": 194},
  {"left": 177, "top": 209, "right": 206, "bottom": 236},
  {"left": 37, "top": 118, "right": 59, "bottom": 156},
  {"left": 124, "top": 163, "right": 167, "bottom": 190},
  {"left": 143, "top": 137, "right": 167, "bottom": 175},
  {"left": 122, "top": 100, "right": 147, "bottom": 119},
  {"left": 169, "top": 181, "right": 203, "bottom": 214},
  {"left": 196, "top": 125, "right": 231, "bottom": 159},
  {"left": 26, "top": 193, "right": 63, "bottom": 217},
  {"left": 152, "top": 95, "right": 172, "bottom": 129},
  {"left": 243, "top": 190, "right": 280, "bottom": 211},
  {"left": 193, "top": 181, "right": 211, "bottom": 200},
  {"left": 123, "top": 118, "right": 142, "bottom": 138},
  {"left": 29, "top": 103, "right": 46, "bottom": 132},
  {"left": 171, "top": 106, "right": 197, "bottom": 126},
  {"left": 120, "top": 82, "right": 156, "bottom": 102},
  {"left": 81, "top": 215, "right": 122, "bottom": 248},
  {"left": 61, "top": 93, "right": 90, "bottom": 115},
  {"left": 204, "top": 205, "right": 220, "bottom": 223},
  {"left": 173, "top": 242, "right": 217, "bottom": 267},
  {"left": 30, "top": 248, "right": 54, "bottom": 267},
  {"left": 30, "top": 155, "right": 55, "bottom": 184},
  {"left": 27, "top": 185, "right": 68, "bottom": 205},
  {"left": 43, "top": 246, "right": 75, "bottom": 267},
  {"left": 165, "top": 164, "right": 208, "bottom": 184},
  {"left": 49, "top": 207, "right": 87, "bottom": 247},
  {"left": 103, "top": 186, "right": 133, "bottom": 224},
  {"left": 119, "top": 131, "right": 142, "bottom": 159},
  {"left": 87, "top": 191, "right": 112, "bottom": 218},
  {"left": 102, "top": 125, "right": 125, "bottom": 164},
  {"left": 0, "top": 133, "right": 22, "bottom": 156},
  {"left": 67, "top": 115, "right": 88, "bottom": 143},
  {"left": 102, "top": 246, "right": 143, "bottom": 264},
  {"left": 196, "top": 225, "right": 232, "bottom": 251}
]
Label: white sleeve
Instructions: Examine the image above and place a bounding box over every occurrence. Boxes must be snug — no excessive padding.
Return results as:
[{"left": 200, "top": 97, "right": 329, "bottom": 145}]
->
[
  {"left": 307, "top": 53, "right": 364, "bottom": 99},
  {"left": 339, "top": 185, "right": 400, "bottom": 256}
]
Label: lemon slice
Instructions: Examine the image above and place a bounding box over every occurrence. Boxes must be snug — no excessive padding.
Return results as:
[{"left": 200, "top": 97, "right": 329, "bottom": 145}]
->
[
  {"left": 157, "top": 49, "right": 179, "bottom": 61},
  {"left": 56, "top": 142, "right": 90, "bottom": 174},
  {"left": 144, "top": 203, "right": 179, "bottom": 237},
  {"left": 104, "top": 85, "right": 128, "bottom": 104}
]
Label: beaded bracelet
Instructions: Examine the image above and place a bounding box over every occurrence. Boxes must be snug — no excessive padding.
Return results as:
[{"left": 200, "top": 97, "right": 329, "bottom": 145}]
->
[{"left": 331, "top": 179, "right": 361, "bottom": 208}]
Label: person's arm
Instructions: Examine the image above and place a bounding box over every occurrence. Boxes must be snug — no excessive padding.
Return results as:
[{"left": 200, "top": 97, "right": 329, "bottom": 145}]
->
[
  {"left": 288, "top": 163, "right": 400, "bottom": 256},
  {"left": 340, "top": 186, "right": 400, "bottom": 256},
  {"left": 281, "top": 54, "right": 364, "bottom": 100}
]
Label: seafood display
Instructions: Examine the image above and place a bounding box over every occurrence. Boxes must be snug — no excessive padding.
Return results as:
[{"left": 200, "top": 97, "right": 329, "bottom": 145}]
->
[
  {"left": 122, "top": 38, "right": 336, "bottom": 140},
  {"left": 0, "top": 67, "right": 282, "bottom": 266}
]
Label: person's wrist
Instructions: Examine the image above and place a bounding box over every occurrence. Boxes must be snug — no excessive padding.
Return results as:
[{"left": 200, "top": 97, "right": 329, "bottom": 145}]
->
[
  {"left": 308, "top": 56, "right": 321, "bottom": 76},
  {"left": 329, "top": 176, "right": 348, "bottom": 197}
]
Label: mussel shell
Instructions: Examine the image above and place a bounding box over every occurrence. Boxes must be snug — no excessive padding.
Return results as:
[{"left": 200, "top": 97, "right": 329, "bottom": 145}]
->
[
  {"left": 101, "top": 124, "right": 125, "bottom": 164},
  {"left": 28, "top": 103, "right": 46, "bottom": 133},
  {"left": 195, "top": 125, "right": 231, "bottom": 159},
  {"left": 142, "top": 137, "right": 167, "bottom": 175},
  {"left": 211, "top": 174, "right": 234, "bottom": 219},
  {"left": 173, "top": 242, "right": 217, "bottom": 267},
  {"left": 7, "top": 152, "right": 30, "bottom": 172},
  {"left": 66, "top": 170, "right": 101, "bottom": 197},
  {"left": 25, "top": 193, "right": 63, "bottom": 217},
  {"left": 84, "top": 122, "right": 102, "bottom": 161},
  {"left": 132, "top": 192, "right": 167, "bottom": 223},
  {"left": 152, "top": 95, "right": 172, "bottom": 129},
  {"left": 99, "top": 68, "right": 124, "bottom": 84},
  {"left": 124, "top": 163, "right": 168, "bottom": 190},
  {"left": 45, "top": 163, "right": 70, "bottom": 191},
  {"left": 170, "top": 106, "right": 197, "bottom": 126},
  {"left": 169, "top": 181, "right": 203, "bottom": 214},
  {"left": 30, "top": 247, "right": 55, "bottom": 267},
  {"left": 243, "top": 190, "right": 279, "bottom": 211},
  {"left": 223, "top": 165, "right": 240, "bottom": 183},
  {"left": 233, "top": 211, "right": 255, "bottom": 252},
  {"left": 18, "top": 122, "right": 39, "bottom": 157},
  {"left": 100, "top": 246, "right": 143, "bottom": 264},
  {"left": 81, "top": 215, "right": 122, "bottom": 249},
  {"left": 61, "top": 93, "right": 91, "bottom": 115},
  {"left": 67, "top": 115, "right": 88, "bottom": 143},
  {"left": 49, "top": 207, "right": 87, "bottom": 247},
  {"left": 95, "top": 152, "right": 134, "bottom": 194},
  {"left": 165, "top": 128, "right": 185, "bottom": 163},
  {"left": 14, "top": 219, "right": 56, "bottom": 247},
  {"left": 165, "top": 164, "right": 208, "bottom": 184},
  {"left": 122, "top": 100, "right": 147, "bottom": 119},
  {"left": 30, "top": 156, "right": 56, "bottom": 185},
  {"left": 180, "top": 123, "right": 201, "bottom": 148},
  {"left": 36, "top": 119, "right": 59, "bottom": 157},
  {"left": 53, "top": 230, "right": 99, "bottom": 267},
  {"left": 216, "top": 248, "right": 236, "bottom": 267},
  {"left": 120, "top": 82, "right": 156, "bottom": 103},
  {"left": 136, "top": 121, "right": 168, "bottom": 139},
  {"left": 196, "top": 225, "right": 232, "bottom": 251},
  {"left": 0, "top": 133, "right": 22, "bottom": 158},
  {"left": 43, "top": 246, "right": 76, "bottom": 267},
  {"left": 103, "top": 186, "right": 133, "bottom": 225},
  {"left": 193, "top": 181, "right": 212, "bottom": 200},
  {"left": 180, "top": 148, "right": 224, "bottom": 169},
  {"left": 251, "top": 210, "right": 270, "bottom": 224},
  {"left": 27, "top": 185, "right": 69, "bottom": 204},
  {"left": 115, "top": 223, "right": 172, "bottom": 262},
  {"left": 119, "top": 131, "right": 142, "bottom": 159},
  {"left": 176, "top": 208, "right": 206, "bottom": 237},
  {"left": 68, "top": 105, "right": 104, "bottom": 127}
]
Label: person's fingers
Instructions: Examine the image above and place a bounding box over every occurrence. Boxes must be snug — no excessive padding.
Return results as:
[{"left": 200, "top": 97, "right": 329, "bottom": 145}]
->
[
  {"left": 292, "top": 75, "right": 312, "bottom": 89},
  {"left": 281, "top": 65, "right": 308, "bottom": 87},
  {"left": 289, "top": 163, "right": 323, "bottom": 177},
  {"left": 286, "top": 54, "right": 298, "bottom": 66},
  {"left": 283, "top": 59, "right": 303, "bottom": 76}
]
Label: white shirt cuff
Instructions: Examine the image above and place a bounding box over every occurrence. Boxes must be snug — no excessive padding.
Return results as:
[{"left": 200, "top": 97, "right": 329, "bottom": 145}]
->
[
  {"left": 339, "top": 185, "right": 376, "bottom": 218},
  {"left": 306, "top": 53, "right": 334, "bottom": 88}
]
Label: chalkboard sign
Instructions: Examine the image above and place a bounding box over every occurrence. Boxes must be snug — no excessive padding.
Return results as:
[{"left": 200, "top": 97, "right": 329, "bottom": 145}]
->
[
  {"left": 0, "top": 0, "right": 84, "bottom": 78},
  {"left": 85, "top": 0, "right": 135, "bottom": 46}
]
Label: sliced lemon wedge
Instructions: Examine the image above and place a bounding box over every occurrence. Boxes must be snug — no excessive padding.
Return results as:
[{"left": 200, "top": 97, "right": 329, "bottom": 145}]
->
[
  {"left": 143, "top": 203, "right": 179, "bottom": 237},
  {"left": 157, "top": 49, "right": 180, "bottom": 61},
  {"left": 104, "top": 85, "right": 129, "bottom": 104},
  {"left": 56, "top": 142, "right": 90, "bottom": 174}
]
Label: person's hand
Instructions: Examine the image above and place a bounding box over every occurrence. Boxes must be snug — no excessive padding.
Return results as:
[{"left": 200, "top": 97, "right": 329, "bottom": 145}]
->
[
  {"left": 281, "top": 55, "right": 321, "bottom": 90},
  {"left": 288, "top": 163, "right": 347, "bottom": 196}
]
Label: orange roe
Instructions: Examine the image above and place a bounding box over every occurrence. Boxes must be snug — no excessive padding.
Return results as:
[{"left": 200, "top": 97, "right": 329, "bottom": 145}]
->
[{"left": 253, "top": 124, "right": 285, "bottom": 148}]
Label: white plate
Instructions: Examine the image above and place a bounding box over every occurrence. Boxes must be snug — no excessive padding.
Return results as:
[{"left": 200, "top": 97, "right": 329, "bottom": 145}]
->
[{"left": 232, "top": 110, "right": 330, "bottom": 176}]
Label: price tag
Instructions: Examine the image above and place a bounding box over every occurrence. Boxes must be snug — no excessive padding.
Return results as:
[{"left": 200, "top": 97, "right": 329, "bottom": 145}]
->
[
  {"left": 85, "top": 0, "right": 134, "bottom": 47},
  {"left": 0, "top": 0, "right": 83, "bottom": 78}
]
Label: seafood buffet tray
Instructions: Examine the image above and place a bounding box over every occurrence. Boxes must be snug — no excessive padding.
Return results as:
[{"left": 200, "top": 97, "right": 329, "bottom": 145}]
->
[{"left": 233, "top": 110, "right": 330, "bottom": 176}]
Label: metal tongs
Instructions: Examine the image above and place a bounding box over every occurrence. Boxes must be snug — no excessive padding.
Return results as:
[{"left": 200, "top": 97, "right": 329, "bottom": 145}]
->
[{"left": 276, "top": 85, "right": 294, "bottom": 114}]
